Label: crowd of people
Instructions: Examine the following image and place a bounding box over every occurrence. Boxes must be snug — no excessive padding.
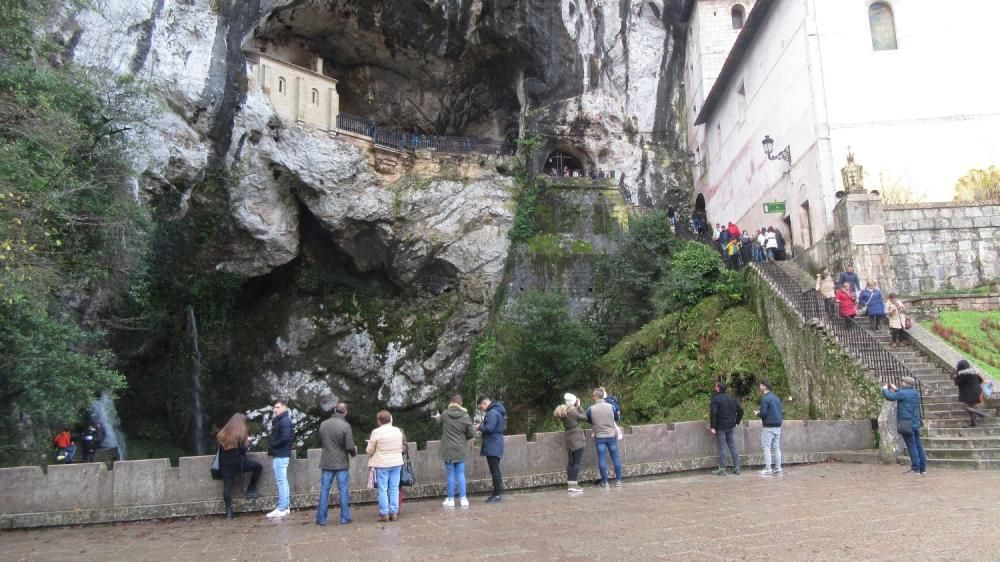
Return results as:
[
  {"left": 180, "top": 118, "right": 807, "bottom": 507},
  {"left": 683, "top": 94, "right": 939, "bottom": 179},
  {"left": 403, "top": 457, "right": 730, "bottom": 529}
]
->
[
  {"left": 704, "top": 222, "right": 788, "bottom": 269},
  {"left": 51, "top": 422, "right": 106, "bottom": 464},
  {"left": 816, "top": 263, "right": 910, "bottom": 346}
]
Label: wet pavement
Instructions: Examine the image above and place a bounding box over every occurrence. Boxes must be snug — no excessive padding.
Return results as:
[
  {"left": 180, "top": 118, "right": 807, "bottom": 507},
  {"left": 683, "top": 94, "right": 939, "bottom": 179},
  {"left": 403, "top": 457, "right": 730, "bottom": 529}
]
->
[{"left": 2, "top": 462, "right": 1000, "bottom": 561}]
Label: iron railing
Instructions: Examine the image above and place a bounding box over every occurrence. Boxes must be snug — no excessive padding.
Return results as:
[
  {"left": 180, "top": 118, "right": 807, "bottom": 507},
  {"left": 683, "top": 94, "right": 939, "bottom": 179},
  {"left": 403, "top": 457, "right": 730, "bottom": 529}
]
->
[
  {"left": 753, "top": 262, "right": 925, "bottom": 416},
  {"left": 335, "top": 112, "right": 515, "bottom": 156}
]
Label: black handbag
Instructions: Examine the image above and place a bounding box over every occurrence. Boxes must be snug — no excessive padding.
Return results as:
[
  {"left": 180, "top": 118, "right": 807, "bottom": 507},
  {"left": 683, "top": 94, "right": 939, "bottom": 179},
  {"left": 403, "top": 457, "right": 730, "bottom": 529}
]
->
[
  {"left": 897, "top": 419, "right": 913, "bottom": 435},
  {"left": 399, "top": 455, "right": 416, "bottom": 487},
  {"left": 210, "top": 446, "right": 222, "bottom": 480}
]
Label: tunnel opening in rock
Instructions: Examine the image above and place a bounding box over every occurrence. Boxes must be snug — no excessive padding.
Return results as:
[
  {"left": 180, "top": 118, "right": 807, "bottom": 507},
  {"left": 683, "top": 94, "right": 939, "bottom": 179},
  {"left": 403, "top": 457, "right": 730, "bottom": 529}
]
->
[{"left": 544, "top": 149, "right": 588, "bottom": 177}]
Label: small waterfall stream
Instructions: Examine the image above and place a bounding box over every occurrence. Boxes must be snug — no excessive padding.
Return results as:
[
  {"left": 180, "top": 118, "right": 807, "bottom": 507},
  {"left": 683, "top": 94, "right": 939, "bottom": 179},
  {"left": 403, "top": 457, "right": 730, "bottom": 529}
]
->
[
  {"left": 90, "top": 392, "right": 128, "bottom": 460},
  {"left": 186, "top": 306, "right": 206, "bottom": 455}
]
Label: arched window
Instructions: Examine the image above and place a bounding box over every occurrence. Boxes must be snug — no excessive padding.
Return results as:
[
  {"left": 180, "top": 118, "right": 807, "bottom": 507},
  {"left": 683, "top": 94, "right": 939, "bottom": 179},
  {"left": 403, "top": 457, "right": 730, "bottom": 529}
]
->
[
  {"left": 869, "top": 2, "right": 898, "bottom": 51},
  {"left": 731, "top": 4, "right": 746, "bottom": 30},
  {"left": 311, "top": 88, "right": 319, "bottom": 105},
  {"left": 277, "top": 77, "right": 286, "bottom": 95}
]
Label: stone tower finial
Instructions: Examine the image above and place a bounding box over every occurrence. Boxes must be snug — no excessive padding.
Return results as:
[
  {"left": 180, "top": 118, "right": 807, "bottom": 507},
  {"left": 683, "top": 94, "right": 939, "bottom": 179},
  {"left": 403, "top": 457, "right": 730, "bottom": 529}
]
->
[{"left": 841, "top": 147, "right": 864, "bottom": 193}]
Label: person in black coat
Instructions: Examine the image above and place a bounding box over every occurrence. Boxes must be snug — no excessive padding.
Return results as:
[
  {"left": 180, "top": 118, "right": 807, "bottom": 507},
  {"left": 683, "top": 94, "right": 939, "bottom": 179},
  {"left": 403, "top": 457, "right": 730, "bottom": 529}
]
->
[
  {"left": 954, "top": 359, "right": 988, "bottom": 427},
  {"left": 266, "top": 400, "right": 295, "bottom": 518},
  {"left": 709, "top": 381, "right": 745, "bottom": 475},
  {"left": 216, "top": 414, "right": 262, "bottom": 519}
]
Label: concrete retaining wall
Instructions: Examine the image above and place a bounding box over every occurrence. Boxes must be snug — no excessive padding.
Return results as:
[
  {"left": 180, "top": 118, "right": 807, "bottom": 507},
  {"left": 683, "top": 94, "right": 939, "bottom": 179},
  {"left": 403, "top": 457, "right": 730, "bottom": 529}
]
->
[{"left": 0, "top": 420, "right": 873, "bottom": 529}]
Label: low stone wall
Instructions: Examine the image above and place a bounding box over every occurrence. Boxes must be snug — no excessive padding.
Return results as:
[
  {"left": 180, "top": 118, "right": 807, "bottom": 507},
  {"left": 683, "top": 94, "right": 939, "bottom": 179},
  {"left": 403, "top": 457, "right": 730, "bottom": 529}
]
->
[
  {"left": 0, "top": 420, "right": 873, "bottom": 529},
  {"left": 884, "top": 202, "right": 1000, "bottom": 294},
  {"left": 905, "top": 293, "right": 1000, "bottom": 319}
]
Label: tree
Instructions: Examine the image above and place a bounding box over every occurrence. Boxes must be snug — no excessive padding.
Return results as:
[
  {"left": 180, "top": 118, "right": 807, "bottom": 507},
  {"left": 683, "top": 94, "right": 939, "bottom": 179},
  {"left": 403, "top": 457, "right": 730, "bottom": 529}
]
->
[
  {"left": 954, "top": 166, "right": 1000, "bottom": 202},
  {"left": 482, "top": 291, "right": 599, "bottom": 413},
  {"left": 874, "top": 172, "right": 923, "bottom": 204},
  {"left": 652, "top": 241, "right": 727, "bottom": 314}
]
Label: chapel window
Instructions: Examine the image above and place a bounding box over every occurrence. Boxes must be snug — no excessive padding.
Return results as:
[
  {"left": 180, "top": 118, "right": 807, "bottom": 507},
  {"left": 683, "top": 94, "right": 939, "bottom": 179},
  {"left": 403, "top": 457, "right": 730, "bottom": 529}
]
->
[
  {"left": 869, "top": 2, "right": 898, "bottom": 51},
  {"left": 311, "top": 88, "right": 319, "bottom": 105},
  {"left": 277, "top": 77, "right": 286, "bottom": 95},
  {"left": 731, "top": 5, "right": 746, "bottom": 30}
]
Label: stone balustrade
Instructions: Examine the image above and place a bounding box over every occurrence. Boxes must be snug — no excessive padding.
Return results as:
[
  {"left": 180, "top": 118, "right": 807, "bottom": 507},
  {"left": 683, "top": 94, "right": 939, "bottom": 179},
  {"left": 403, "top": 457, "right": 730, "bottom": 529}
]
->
[{"left": 0, "top": 420, "right": 873, "bottom": 529}]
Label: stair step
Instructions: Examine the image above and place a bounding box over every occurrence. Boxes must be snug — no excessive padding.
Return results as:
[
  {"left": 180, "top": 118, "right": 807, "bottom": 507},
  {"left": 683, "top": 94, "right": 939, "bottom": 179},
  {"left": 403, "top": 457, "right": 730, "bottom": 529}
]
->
[
  {"left": 923, "top": 447, "right": 1000, "bottom": 460},
  {"left": 922, "top": 437, "right": 1000, "bottom": 449},
  {"left": 925, "top": 458, "right": 1000, "bottom": 469},
  {"left": 926, "top": 418, "right": 1000, "bottom": 428},
  {"left": 924, "top": 426, "right": 1000, "bottom": 437}
]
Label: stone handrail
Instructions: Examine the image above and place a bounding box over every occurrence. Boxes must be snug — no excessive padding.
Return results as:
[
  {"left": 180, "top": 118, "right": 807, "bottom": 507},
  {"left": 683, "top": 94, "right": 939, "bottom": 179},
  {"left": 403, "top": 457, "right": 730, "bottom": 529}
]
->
[
  {"left": 335, "top": 113, "right": 515, "bottom": 156},
  {"left": 0, "top": 420, "right": 872, "bottom": 529}
]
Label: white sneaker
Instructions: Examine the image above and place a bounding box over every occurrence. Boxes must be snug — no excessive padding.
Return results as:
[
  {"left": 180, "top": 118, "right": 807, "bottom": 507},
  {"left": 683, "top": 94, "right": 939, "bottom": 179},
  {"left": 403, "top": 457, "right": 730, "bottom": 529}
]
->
[
  {"left": 760, "top": 468, "right": 774, "bottom": 476},
  {"left": 265, "top": 508, "right": 289, "bottom": 518},
  {"left": 567, "top": 486, "right": 584, "bottom": 493},
  {"left": 442, "top": 497, "right": 455, "bottom": 508},
  {"left": 459, "top": 497, "right": 469, "bottom": 508},
  {"left": 773, "top": 468, "right": 783, "bottom": 475}
]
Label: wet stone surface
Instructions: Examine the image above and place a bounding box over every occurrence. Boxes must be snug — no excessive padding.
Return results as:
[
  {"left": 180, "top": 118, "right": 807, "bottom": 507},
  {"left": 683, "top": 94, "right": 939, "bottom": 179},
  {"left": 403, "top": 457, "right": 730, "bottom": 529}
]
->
[{"left": 2, "top": 463, "right": 1000, "bottom": 561}]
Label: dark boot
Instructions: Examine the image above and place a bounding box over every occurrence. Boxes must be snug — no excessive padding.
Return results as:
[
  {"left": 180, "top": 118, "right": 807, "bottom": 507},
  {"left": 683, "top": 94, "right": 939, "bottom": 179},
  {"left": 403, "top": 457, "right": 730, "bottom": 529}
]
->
[
  {"left": 245, "top": 487, "right": 258, "bottom": 499},
  {"left": 225, "top": 505, "right": 234, "bottom": 520}
]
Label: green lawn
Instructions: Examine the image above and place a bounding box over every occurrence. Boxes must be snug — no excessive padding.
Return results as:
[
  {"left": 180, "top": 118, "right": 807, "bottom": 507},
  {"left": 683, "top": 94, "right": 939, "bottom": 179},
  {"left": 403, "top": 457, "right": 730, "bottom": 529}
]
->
[{"left": 922, "top": 311, "right": 1000, "bottom": 381}]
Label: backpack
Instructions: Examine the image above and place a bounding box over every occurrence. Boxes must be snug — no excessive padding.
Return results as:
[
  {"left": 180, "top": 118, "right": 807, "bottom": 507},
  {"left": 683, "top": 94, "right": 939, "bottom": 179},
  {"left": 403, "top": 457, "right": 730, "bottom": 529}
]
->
[{"left": 604, "top": 395, "right": 622, "bottom": 423}]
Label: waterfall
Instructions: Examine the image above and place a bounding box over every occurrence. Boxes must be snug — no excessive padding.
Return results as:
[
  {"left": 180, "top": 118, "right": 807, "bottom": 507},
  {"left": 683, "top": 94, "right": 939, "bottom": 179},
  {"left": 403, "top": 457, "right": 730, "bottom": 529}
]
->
[
  {"left": 90, "top": 392, "right": 128, "bottom": 460},
  {"left": 187, "top": 306, "right": 206, "bottom": 455}
]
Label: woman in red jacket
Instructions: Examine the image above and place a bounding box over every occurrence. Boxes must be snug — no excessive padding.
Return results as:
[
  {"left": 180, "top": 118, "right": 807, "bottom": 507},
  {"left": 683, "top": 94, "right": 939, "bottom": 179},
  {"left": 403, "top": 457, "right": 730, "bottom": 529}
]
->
[{"left": 835, "top": 282, "right": 857, "bottom": 329}]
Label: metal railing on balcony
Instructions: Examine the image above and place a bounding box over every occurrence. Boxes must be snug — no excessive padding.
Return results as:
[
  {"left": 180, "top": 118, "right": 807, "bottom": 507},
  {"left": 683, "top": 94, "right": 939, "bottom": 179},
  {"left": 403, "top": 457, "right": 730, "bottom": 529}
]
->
[
  {"left": 753, "top": 262, "right": 924, "bottom": 417},
  {"left": 335, "top": 112, "right": 515, "bottom": 156}
]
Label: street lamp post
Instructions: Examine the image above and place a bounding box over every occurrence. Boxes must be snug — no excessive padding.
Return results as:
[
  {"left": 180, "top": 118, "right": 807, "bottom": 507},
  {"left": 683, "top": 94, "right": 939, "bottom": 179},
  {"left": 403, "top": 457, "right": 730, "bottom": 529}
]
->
[{"left": 762, "top": 135, "right": 791, "bottom": 164}]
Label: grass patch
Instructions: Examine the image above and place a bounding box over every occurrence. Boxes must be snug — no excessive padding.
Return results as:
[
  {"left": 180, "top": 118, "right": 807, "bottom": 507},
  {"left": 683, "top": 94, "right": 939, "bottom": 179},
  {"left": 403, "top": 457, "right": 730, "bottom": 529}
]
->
[{"left": 923, "top": 310, "right": 1000, "bottom": 380}]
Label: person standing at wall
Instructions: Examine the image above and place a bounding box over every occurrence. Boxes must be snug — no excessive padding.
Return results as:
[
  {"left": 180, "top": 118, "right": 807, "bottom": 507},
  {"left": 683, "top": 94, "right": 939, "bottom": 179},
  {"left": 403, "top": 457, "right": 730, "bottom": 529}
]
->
[
  {"left": 266, "top": 400, "right": 294, "bottom": 519},
  {"left": 554, "top": 393, "right": 589, "bottom": 493},
  {"left": 764, "top": 227, "right": 779, "bottom": 262},
  {"left": 366, "top": 410, "right": 404, "bottom": 522},
  {"left": 81, "top": 424, "right": 99, "bottom": 463},
  {"left": 587, "top": 387, "right": 624, "bottom": 488},
  {"left": 755, "top": 380, "right": 783, "bottom": 476},
  {"left": 316, "top": 402, "right": 356, "bottom": 526},
  {"left": 709, "top": 382, "right": 744, "bottom": 476},
  {"left": 477, "top": 397, "right": 507, "bottom": 503},
  {"left": 432, "top": 395, "right": 475, "bottom": 508},
  {"left": 216, "top": 414, "right": 262, "bottom": 520},
  {"left": 882, "top": 377, "right": 927, "bottom": 475},
  {"left": 53, "top": 426, "right": 75, "bottom": 464}
]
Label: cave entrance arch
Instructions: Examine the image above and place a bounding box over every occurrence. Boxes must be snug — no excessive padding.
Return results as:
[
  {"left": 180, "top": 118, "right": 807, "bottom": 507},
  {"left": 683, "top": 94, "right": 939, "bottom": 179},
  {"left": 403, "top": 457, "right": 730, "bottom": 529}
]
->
[
  {"left": 545, "top": 150, "right": 585, "bottom": 177},
  {"left": 693, "top": 193, "right": 709, "bottom": 239}
]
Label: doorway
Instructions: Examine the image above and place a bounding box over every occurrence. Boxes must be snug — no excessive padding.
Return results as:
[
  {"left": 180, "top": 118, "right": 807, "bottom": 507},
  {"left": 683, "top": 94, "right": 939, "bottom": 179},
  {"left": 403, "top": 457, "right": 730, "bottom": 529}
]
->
[{"left": 782, "top": 215, "right": 794, "bottom": 259}]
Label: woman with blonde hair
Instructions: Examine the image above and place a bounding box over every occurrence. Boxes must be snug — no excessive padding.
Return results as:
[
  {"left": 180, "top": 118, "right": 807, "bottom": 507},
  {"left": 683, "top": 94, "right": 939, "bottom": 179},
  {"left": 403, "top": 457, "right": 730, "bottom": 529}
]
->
[
  {"left": 216, "top": 413, "right": 262, "bottom": 519},
  {"left": 554, "top": 393, "right": 589, "bottom": 494},
  {"left": 366, "top": 410, "right": 404, "bottom": 522}
]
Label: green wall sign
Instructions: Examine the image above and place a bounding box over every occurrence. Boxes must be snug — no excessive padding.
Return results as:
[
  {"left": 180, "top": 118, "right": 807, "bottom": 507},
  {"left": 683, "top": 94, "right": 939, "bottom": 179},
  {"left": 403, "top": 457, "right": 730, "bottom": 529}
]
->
[{"left": 763, "top": 201, "right": 786, "bottom": 214}]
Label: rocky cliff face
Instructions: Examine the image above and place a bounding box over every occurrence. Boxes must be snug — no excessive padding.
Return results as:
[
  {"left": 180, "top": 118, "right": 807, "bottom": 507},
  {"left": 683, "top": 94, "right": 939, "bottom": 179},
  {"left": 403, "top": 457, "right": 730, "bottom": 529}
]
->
[{"left": 53, "top": 0, "right": 688, "bottom": 422}]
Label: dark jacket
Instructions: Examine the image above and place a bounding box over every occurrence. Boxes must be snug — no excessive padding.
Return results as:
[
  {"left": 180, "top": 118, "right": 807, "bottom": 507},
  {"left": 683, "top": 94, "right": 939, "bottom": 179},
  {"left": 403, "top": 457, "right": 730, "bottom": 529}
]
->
[
  {"left": 479, "top": 401, "right": 507, "bottom": 458},
  {"left": 759, "top": 392, "right": 783, "bottom": 427},
  {"left": 859, "top": 288, "right": 885, "bottom": 316},
  {"left": 318, "top": 413, "right": 356, "bottom": 470},
  {"left": 837, "top": 271, "right": 860, "bottom": 293},
  {"left": 882, "top": 386, "right": 922, "bottom": 428},
  {"left": 560, "top": 406, "right": 589, "bottom": 451},
  {"left": 268, "top": 410, "right": 294, "bottom": 458},
  {"left": 955, "top": 368, "right": 984, "bottom": 404},
  {"left": 710, "top": 391, "right": 744, "bottom": 431},
  {"left": 439, "top": 405, "right": 475, "bottom": 463}
]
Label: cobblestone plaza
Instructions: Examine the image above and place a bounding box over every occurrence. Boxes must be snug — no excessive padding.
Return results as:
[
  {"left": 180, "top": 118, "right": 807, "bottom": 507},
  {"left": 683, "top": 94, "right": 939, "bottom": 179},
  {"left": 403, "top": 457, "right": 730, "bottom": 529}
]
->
[{"left": 3, "top": 463, "right": 1000, "bottom": 561}]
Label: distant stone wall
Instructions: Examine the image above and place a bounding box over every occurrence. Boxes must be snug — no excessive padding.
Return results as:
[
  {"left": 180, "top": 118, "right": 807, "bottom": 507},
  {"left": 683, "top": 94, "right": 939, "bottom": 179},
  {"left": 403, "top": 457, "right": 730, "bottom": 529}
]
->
[
  {"left": 884, "top": 202, "right": 1000, "bottom": 294},
  {"left": 0, "top": 420, "right": 873, "bottom": 529}
]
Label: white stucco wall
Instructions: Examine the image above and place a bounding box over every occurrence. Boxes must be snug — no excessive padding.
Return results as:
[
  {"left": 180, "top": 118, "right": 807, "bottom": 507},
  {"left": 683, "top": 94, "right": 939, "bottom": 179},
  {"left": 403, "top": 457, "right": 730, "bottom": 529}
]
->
[{"left": 686, "top": 0, "right": 1000, "bottom": 253}]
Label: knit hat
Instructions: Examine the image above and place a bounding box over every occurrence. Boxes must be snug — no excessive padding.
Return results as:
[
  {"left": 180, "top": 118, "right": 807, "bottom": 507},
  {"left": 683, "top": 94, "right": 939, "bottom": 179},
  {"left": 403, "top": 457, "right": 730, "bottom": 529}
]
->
[
  {"left": 564, "top": 393, "right": 577, "bottom": 407},
  {"left": 900, "top": 376, "right": 916, "bottom": 387}
]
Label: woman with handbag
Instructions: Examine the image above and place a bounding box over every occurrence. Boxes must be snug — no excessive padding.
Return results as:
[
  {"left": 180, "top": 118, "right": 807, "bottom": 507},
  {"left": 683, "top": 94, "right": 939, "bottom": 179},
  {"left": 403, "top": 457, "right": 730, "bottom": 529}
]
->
[
  {"left": 881, "top": 377, "right": 926, "bottom": 475},
  {"left": 216, "top": 414, "right": 262, "bottom": 520},
  {"left": 554, "top": 393, "right": 588, "bottom": 494},
  {"left": 366, "top": 410, "right": 404, "bottom": 522},
  {"left": 886, "top": 293, "right": 907, "bottom": 347},
  {"left": 859, "top": 280, "right": 886, "bottom": 331},
  {"left": 954, "top": 359, "right": 988, "bottom": 427},
  {"left": 834, "top": 282, "right": 857, "bottom": 329}
]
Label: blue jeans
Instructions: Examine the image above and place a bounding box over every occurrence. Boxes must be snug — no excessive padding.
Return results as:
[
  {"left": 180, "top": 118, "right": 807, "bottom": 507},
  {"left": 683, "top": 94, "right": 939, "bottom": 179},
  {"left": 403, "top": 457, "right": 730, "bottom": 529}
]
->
[
  {"left": 761, "top": 427, "right": 782, "bottom": 470},
  {"left": 444, "top": 461, "right": 467, "bottom": 499},
  {"left": 902, "top": 428, "right": 927, "bottom": 472},
  {"left": 375, "top": 465, "right": 401, "bottom": 515},
  {"left": 272, "top": 456, "right": 290, "bottom": 510},
  {"left": 316, "top": 469, "right": 350, "bottom": 524},
  {"left": 595, "top": 437, "right": 623, "bottom": 484}
]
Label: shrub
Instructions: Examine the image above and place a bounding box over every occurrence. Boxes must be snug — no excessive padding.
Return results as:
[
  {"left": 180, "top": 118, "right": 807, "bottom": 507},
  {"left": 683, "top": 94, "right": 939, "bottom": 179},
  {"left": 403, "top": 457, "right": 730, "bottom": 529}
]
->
[{"left": 652, "top": 241, "right": 727, "bottom": 314}]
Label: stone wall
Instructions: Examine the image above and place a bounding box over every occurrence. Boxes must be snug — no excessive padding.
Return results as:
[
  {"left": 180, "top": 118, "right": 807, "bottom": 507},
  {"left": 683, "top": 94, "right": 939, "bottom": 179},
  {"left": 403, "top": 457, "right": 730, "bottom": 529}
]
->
[
  {"left": 748, "top": 270, "right": 882, "bottom": 420},
  {"left": 0, "top": 419, "right": 873, "bottom": 529},
  {"left": 884, "top": 202, "right": 1000, "bottom": 294}
]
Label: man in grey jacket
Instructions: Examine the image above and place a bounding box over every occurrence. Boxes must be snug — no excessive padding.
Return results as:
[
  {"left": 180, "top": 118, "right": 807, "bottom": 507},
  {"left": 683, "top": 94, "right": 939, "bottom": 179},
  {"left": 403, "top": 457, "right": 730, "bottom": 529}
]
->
[
  {"left": 316, "top": 403, "right": 356, "bottom": 526},
  {"left": 587, "top": 388, "right": 623, "bottom": 488}
]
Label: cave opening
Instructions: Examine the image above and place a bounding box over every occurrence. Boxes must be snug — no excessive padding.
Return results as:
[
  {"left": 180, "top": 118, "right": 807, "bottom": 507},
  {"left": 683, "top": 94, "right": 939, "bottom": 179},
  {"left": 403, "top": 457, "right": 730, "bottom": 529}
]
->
[{"left": 544, "top": 149, "right": 589, "bottom": 177}]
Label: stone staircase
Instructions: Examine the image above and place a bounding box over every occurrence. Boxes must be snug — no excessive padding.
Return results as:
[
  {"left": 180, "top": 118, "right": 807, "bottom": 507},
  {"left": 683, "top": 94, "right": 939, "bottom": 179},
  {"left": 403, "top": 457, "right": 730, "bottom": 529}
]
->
[{"left": 776, "top": 261, "right": 1000, "bottom": 469}]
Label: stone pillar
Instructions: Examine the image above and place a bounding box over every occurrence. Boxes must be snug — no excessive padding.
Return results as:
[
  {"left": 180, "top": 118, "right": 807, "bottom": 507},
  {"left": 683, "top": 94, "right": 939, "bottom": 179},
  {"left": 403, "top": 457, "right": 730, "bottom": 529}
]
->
[
  {"left": 295, "top": 76, "right": 306, "bottom": 123},
  {"left": 830, "top": 153, "right": 897, "bottom": 291}
]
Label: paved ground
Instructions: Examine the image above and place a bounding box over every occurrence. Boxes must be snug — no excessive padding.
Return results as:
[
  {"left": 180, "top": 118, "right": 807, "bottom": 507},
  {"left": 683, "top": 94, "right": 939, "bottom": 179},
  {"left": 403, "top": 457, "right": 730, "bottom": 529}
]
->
[{"left": 3, "top": 463, "right": 1000, "bottom": 561}]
